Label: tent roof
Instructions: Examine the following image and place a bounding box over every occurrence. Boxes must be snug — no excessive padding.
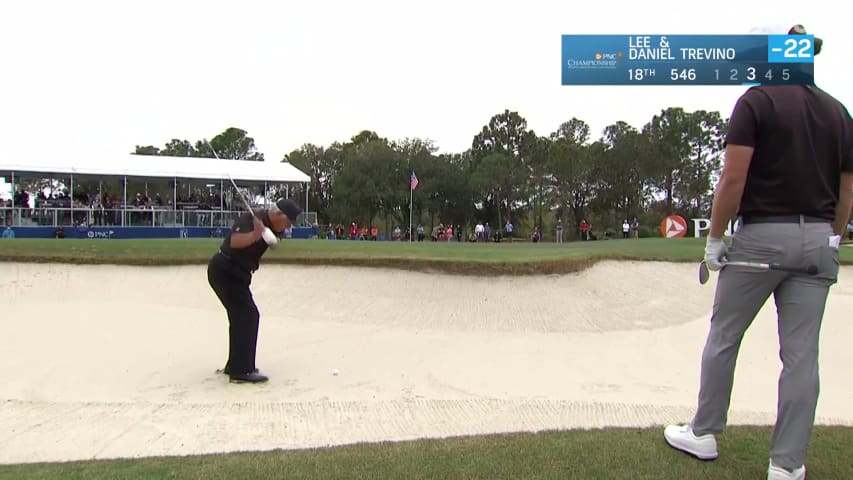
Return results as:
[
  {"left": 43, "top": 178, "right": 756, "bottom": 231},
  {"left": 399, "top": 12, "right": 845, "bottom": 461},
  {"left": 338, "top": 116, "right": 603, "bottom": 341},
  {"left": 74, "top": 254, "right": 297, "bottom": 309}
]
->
[{"left": 1, "top": 154, "right": 310, "bottom": 183}]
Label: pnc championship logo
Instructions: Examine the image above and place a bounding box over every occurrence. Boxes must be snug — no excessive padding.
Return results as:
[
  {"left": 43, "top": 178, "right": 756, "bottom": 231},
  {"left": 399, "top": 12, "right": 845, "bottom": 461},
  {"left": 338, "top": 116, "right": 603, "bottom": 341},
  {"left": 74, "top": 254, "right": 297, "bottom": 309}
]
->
[
  {"left": 660, "top": 214, "right": 688, "bottom": 238},
  {"left": 594, "top": 51, "right": 623, "bottom": 60}
]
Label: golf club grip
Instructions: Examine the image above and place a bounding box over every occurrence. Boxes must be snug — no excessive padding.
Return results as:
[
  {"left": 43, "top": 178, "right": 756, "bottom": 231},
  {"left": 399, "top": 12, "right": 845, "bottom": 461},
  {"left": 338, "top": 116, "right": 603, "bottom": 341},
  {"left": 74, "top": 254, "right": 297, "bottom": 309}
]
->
[{"left": 770, "top": 263, "right": 818, "bottom": 275}]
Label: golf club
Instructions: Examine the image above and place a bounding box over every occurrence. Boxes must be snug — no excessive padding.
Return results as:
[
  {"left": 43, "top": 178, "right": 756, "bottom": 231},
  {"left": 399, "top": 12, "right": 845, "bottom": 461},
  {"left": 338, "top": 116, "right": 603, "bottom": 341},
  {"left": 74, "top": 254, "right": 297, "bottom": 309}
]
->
[
  {"left": 227, "top": 173, "right": 256, "bottom": 217},
  {"left": 205, "top": 138, "right": 221, "bottom": 160},
  {"left": 698, "top": 260, "right": 818, "bottom": 285},
  {"left": 206, "top": 139, "right": 278, "bottom": 246},
  {"left": 205, "top": 139, "right": 256, "bottom": 216}
]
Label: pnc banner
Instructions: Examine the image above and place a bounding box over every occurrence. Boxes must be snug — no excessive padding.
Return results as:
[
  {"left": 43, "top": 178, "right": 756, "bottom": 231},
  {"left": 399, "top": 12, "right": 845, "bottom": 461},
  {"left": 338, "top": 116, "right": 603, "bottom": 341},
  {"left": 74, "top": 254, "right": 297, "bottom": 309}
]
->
[
  {"left": 660, "top": 215, "right": 740, "bottom": 238},
  {"left": 8, "top": 226, "right": 319, "bottom": 240},
  {"left": 660, "top": 215, "right": 688, "bottom": 238}
]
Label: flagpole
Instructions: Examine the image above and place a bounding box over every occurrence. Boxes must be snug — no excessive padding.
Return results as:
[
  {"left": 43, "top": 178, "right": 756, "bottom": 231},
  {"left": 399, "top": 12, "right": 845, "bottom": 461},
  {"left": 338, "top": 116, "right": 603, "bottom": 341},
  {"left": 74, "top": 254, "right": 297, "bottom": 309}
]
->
[{"left": 409, "top": 170, "right": 418, "bottom": 242}]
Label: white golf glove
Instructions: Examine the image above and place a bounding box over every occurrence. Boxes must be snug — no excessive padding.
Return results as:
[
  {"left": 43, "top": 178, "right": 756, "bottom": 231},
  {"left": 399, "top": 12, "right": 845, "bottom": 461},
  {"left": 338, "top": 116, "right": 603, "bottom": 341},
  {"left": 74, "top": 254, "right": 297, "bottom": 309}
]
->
[
  {"left": 829, "top": 235, "right": 841, "bottom": 250},
  {"left": 261, "top": 227, "right": 279, "bottom": 246},
  {"left": 704, "top": 236, "right": 728, "bottom": 271}
]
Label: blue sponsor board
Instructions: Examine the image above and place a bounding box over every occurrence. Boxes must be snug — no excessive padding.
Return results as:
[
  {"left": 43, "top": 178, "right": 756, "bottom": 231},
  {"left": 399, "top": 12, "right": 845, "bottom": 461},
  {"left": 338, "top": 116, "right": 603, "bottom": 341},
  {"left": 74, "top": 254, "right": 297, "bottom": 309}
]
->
[{"left": 7, "top": 226, "right": 319, "bottom": 240}]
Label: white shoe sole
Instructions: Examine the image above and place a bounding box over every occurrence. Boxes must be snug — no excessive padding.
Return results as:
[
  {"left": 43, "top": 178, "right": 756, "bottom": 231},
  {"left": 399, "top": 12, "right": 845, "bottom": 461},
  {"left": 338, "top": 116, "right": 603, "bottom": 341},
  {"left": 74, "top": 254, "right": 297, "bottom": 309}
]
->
[
  {"left": 768, "top": 463, "right": 806, "bottom": 480},
  {"left": 664, "top": 433, "right": 718, "bottom": 460}
]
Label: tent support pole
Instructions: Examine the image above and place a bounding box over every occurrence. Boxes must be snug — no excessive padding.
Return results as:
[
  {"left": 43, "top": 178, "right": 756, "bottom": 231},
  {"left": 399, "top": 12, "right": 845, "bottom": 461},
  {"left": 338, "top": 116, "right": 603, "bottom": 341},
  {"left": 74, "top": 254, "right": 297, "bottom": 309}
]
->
[
  {"left": 70, "top": 173, "right": 74, "bottom": 226},
  {"left": 10, "top": 171, "right": 15, "bottom": 225},
  {"left": 123, "top": 176, "right": 127, "bottom": 227}
]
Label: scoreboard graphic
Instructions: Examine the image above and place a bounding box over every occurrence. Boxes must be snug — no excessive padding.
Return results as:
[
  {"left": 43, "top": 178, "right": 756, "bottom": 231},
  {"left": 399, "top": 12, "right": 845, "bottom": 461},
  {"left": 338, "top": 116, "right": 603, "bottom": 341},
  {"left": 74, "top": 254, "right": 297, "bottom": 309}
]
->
[{"left": 561, "top": 34, "right": 815, "bottom": 86}]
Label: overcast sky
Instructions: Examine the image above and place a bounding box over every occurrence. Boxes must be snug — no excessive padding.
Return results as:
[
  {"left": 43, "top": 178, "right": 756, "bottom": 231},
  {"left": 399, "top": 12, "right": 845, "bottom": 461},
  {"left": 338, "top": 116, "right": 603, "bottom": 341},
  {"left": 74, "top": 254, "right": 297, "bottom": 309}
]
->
[{"left": 0, "top": 0, "right": 849, "bottom": 168}]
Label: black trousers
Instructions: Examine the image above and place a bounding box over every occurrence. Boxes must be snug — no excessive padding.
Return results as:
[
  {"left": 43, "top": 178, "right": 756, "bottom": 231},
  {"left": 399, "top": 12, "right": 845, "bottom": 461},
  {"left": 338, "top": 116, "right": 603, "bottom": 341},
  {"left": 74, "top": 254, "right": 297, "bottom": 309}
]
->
[{"left": 207, "top": 252, "right": 260, "bottom": 374}]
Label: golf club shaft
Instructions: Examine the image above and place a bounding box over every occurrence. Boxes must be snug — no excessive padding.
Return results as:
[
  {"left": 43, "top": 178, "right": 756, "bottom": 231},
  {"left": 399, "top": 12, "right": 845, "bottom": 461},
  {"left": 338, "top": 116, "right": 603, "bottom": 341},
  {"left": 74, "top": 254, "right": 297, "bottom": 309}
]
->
[
  {"left": 208, "top": 140, "right": 258, "bottom": 219},
  {"left": 206, "top": 139, "right": 221, "bottom": 160},
  {"left": 228, "top": 176, "right": 257, "bottom": 218},
  {"left": 207, "top": 139, "right": 262, "bottom": 222},
  {"left": 724, "top": 261, "right": 816, "bottom": 275},
  {"left": 698, "top": 259, "right": 817, "bottom": 286}
]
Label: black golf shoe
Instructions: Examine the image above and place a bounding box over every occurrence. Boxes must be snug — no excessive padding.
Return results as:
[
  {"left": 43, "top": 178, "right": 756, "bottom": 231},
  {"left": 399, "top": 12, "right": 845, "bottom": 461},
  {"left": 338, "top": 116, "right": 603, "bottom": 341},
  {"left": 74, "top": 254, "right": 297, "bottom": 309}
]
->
[
  {"left": 217, "top": 367, "right": 259, "bottom": 375},
  {"left": 229, "top": 372, "right": 269, "bottom": 384}
]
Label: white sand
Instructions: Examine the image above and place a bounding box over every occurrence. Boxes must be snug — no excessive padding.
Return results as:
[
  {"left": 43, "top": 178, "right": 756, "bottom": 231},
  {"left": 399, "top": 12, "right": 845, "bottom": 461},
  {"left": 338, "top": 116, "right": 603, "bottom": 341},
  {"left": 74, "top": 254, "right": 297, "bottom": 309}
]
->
[{"left": 1, "top": 260, "right": 851, "bottom": 464}]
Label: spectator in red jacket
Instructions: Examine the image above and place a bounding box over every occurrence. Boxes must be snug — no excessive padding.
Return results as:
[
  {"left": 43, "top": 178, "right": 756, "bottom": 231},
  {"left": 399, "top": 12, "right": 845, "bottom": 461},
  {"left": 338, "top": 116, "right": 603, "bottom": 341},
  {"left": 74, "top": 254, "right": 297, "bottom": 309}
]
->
[{"left": 579, "top": 220, "right": 591, "bottom": 241}]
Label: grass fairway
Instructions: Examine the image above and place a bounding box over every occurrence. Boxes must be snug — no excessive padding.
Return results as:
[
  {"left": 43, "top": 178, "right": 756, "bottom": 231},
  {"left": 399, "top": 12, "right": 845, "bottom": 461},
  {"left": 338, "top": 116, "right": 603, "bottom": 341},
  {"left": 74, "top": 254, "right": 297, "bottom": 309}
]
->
[
  {"left": 1, "top": 427, "right": 851, "bottom": 480},
  {"left": 3, "top": 236, "right": 849, "bottom": 274},
  {"left": 1, "top": 236, "right": 851, "bottom": 275}
]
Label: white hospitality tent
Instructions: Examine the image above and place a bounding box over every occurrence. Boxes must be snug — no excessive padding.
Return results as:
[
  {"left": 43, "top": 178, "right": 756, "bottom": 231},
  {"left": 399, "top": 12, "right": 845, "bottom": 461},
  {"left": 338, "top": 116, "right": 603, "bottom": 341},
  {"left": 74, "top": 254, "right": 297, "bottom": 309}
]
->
[
  {"left": 1, "top": 153, "right": 313, "bottom": 225},
  {"left": 0, "top": 153, "right": 310, "bottom": 183}
]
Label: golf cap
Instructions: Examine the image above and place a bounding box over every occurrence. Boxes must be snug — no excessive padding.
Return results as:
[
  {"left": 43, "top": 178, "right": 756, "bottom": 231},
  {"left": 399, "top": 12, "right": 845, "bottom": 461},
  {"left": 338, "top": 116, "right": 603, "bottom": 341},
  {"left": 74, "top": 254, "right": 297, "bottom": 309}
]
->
[
  {"left": 748, "top": 24, "right": 823, "bottom": 55},
  {"left": 276, "top": 198, "right": 302, "bottom": 223},
  {"left": 788, "top": 24, "right": 822, "bottom": 55}
]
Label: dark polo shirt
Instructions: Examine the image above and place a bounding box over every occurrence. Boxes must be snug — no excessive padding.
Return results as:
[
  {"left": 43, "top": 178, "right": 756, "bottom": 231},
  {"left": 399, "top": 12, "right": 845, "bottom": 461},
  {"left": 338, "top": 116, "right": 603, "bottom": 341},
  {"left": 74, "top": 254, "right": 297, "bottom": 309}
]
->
[
  {"left": 725, "top": 85, "right": 853, "bottom": 220},
  {"left": 218, "top": 209, "right": 273, "bottom": 273}
]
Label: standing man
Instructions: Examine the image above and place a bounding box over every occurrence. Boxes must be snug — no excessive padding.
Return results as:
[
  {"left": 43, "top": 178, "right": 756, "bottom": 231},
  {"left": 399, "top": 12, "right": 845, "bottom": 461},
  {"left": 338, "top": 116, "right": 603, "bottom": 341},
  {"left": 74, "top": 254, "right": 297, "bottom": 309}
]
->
[
  {"left": 663, "top": 25, "right": 852, "bottom": 480},
  {"left": 556, "top": 219, "right": 564, "bottom": 244},
  {"left": 2, "top": 221, "right": 14, "bottom": 238},
  {"left": 208, "top": 197, "right": 303, "bottom": 384},
  {"left": 579, "top": 219, "right": 591, "bottom": 241}
]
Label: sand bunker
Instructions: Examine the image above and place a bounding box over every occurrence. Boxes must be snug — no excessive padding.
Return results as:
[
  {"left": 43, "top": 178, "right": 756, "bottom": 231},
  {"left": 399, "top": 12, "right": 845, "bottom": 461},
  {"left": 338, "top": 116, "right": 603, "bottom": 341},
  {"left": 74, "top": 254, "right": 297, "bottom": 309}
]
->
[{"left": 1, "top": 261, "right": 851, "bottom": 464}]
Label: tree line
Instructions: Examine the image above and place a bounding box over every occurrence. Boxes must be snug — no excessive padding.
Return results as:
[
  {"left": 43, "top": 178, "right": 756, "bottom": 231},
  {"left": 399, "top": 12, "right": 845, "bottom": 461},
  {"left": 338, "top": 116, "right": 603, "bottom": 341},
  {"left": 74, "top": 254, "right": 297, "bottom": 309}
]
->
[{"left": 134, "top": 107, "right": 728, "bottom": 240}]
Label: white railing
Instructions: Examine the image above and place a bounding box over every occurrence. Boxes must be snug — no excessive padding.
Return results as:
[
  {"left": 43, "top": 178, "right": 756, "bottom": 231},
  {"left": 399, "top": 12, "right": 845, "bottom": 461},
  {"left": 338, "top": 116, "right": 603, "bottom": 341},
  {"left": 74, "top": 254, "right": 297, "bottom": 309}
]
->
[
  {"left": 2, "top": 206, "right": 316, "bottom": 228},
  {"left": 2, "top": 206, "right": 242, "bottom": 228}
]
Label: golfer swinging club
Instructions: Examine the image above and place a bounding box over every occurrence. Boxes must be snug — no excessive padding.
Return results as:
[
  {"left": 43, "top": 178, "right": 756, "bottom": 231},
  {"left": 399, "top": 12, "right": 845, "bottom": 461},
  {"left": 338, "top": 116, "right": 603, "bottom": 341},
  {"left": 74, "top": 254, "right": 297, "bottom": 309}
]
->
[
  {"left": 208, "top": 196, "right": 302, "bottom": 384},
  {"left": 663, "top": 25, "right": 853, "bottom": 480}
]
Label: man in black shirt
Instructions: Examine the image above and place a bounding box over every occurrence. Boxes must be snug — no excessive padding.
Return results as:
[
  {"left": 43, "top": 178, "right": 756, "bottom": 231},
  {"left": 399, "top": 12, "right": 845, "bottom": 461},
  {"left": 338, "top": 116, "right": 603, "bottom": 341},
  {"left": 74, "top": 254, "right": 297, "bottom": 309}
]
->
[
  {"left": 663, "top": 25, "right": 853, "bottom": 480},
  {"left": 208, "top": 197, "right": 302, "bottom": 384}
]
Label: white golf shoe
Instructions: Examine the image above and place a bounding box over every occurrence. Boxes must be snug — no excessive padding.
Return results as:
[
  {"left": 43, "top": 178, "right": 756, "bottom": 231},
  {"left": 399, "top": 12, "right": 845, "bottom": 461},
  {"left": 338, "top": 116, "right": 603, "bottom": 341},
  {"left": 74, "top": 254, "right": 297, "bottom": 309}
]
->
[
  {"left": 767, "top": 460, "right": 806, "bottom": 480},
  {"left": 663, "top": 424, "right": 719, "bottom": 460}
]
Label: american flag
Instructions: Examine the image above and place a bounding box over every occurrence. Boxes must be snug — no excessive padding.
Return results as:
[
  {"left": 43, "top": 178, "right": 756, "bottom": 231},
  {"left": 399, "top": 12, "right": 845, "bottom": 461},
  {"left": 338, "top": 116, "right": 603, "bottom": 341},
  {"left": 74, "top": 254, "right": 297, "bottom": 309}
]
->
[{"left": 410, "top": 171, "right": 419, "bottom": 191}]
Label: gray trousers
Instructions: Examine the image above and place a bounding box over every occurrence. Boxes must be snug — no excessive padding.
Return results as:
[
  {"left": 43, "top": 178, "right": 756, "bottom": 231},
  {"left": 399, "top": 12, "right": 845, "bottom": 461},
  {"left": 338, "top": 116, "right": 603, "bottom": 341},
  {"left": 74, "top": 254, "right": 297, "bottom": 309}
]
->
[{"left": 690, "top": 217, "right": 840, "bottom": 470}]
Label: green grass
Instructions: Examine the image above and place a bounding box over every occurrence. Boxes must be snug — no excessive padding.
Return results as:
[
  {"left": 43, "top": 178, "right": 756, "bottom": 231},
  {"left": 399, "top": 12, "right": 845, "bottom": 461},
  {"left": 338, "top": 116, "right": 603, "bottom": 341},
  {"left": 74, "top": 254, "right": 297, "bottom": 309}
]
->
[
  {"left": 1, "top": 237, "right": 851, "bottom": 274},
  {"left": 1, "top": 427, "right": 851, "bottom": 480},
  {"left": 0, "top": 236, "right": 705, "bottom": 262}
]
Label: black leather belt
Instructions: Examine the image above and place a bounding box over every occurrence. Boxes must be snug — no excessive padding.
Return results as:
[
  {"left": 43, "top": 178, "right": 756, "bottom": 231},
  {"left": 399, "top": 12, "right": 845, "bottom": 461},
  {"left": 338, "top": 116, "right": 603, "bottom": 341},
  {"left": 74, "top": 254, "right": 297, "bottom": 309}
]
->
[
  {"left": 217, "top": 249, "right": 255, "bottom": 273},
  {"left": 740, "top": 215, "right": 830, "bottom": 224}
]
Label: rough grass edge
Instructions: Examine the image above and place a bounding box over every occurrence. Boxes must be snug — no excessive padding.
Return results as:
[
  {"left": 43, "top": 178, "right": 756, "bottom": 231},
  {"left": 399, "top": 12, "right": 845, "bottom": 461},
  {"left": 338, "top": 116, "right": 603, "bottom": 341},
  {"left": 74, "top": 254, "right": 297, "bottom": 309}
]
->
[
  {"left": 0, "top": 253, "right": 704, "bottom": 276},
  {"left": 1, "top": 252, "right": 850, "bottom": 276}
]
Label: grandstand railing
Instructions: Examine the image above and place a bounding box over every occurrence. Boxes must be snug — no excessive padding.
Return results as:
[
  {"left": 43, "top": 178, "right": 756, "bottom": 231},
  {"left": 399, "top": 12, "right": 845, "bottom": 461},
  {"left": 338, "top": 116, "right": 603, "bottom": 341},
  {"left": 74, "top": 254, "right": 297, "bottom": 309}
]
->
[{"left": 2, "top": 206, "right": 317, "bottom": 228}]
